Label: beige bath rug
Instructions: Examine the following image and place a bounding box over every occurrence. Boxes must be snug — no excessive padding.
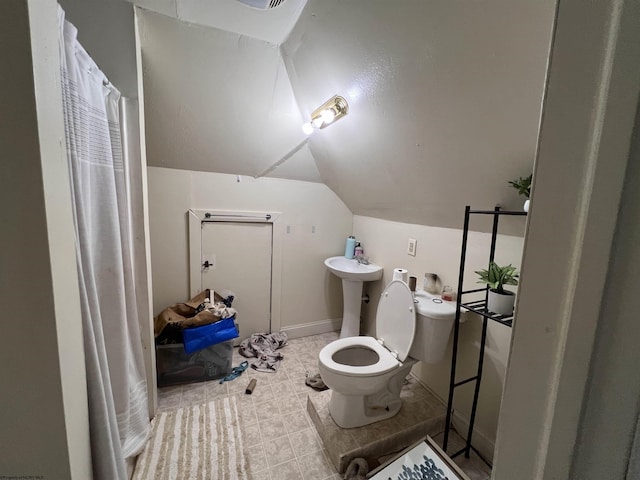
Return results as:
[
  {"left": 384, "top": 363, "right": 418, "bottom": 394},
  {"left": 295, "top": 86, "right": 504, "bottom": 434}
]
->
[{"left": 133, "top": 396, "right": 247, "bottom": 479}]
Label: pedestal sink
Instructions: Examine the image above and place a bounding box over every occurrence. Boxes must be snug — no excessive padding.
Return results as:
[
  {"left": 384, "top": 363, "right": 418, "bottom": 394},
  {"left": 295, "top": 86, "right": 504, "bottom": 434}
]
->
[{"left": 324, "top": 256, "right": 383, "bottom": 338}]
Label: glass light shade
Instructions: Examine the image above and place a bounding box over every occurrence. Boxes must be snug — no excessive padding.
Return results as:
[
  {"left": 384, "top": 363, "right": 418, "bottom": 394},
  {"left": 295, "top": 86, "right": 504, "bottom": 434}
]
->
[
  {"left": 309, "top": 95, "right": 348, "bottom": 130},
  {"left": 321, "top": 109, "right": 335, "bottom": 124}
]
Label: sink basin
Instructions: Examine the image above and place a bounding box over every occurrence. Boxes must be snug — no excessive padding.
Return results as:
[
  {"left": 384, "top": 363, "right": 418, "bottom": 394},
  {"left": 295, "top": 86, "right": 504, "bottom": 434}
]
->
[{"left": 324, "top": 256, "right": 383, "bottom": 282}]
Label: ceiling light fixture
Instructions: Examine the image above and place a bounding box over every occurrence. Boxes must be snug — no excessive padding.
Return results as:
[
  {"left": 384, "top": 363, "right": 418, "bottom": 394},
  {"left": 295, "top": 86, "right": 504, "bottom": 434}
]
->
[{"left": 301, "top": 95, "right": 349, "bottom": 134}]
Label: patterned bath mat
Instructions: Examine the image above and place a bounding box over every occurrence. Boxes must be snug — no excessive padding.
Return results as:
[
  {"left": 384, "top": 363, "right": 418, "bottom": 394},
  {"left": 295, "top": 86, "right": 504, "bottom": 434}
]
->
[{"left": 133, "top": 396, "right": 246, "bottom": 479}]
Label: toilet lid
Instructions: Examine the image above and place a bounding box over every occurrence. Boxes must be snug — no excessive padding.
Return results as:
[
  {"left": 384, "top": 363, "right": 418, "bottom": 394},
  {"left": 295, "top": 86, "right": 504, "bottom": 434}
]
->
[{"left": 376, "top": 280, "right": 416, "bottom": 362}]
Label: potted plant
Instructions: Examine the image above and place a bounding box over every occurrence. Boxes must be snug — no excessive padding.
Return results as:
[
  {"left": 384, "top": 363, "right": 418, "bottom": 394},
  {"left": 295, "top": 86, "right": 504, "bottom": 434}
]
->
[
  {"left": 509, "top": 174, "right": 532, "bottom": 212},
  {"left": 475, "top": 261, "right": 519, "bottom": 316}
]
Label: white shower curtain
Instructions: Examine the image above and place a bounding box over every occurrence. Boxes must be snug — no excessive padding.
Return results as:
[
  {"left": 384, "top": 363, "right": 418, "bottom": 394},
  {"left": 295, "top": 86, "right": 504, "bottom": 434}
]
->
[{"left": 58, "top": 7, "right": 149, "bottom": 479}]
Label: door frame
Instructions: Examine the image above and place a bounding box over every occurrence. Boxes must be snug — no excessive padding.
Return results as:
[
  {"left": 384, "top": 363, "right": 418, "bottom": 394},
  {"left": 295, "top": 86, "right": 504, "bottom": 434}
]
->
[
  {"left": 492, "top": 0, "right": 640, "bottom": 478},
  {"left": 188, "top": 209, "right": 282, "bottom": 334}
]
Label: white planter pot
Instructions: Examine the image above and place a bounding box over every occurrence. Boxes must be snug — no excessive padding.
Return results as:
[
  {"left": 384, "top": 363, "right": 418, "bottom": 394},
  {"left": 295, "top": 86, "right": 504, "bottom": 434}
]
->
[
  {"left": 487, "top": 289, "right": 516, "bottom": 316},
  {"left": 524, "top": 199, "right": 530, "bottom": 212}
]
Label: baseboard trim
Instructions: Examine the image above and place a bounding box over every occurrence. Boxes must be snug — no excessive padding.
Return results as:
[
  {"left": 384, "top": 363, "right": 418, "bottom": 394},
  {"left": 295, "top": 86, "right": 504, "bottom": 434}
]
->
[
  {"left": 408, "top": 373, "right": 495, "bottom": 463},
  {"left": 280, "top": 318, "right": 341, "bottom": 340},
  {"left": 451, "top": 412, "right": 495, "bottom": 464},
  {"left": 409, "top": 373, "right": 448, "bottom": 406}
]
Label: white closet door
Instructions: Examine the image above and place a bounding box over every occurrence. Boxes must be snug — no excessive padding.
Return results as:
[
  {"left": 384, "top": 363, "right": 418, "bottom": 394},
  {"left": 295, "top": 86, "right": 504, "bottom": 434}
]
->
[{"left": 201, "top": 222, "right": 272, "bottom": 341}]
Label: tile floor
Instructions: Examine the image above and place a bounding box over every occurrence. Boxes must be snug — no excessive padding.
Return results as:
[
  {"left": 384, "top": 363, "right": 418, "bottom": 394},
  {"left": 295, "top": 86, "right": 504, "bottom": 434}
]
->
[
  {"left": 155, "top": 331, "right": 491, "bottom": 480},
  {"left": 432, "top": 430, "right": 492, "bottom": 480}
]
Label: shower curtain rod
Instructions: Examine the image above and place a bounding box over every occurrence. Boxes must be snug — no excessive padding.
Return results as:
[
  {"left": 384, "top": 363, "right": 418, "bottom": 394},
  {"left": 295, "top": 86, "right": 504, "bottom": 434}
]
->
[{"left": 203, "top": 212, "right": 272, "bottom": 221}]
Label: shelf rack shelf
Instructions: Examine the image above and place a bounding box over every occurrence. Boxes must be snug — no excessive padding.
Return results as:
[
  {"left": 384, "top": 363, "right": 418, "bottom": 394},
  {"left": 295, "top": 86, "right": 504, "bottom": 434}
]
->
[{"left": 442, "top": 206, "right": 526, "bottom": 464}]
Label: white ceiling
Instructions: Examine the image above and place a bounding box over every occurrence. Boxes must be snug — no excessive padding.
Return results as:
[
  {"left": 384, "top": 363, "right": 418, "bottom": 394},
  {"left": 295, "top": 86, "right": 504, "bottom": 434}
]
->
[
  {"left": 136, "top": 0, "right": 556, "bottom": 232},
  {"left": 132, "top": 0, "right": 307, "bottom": 44}
]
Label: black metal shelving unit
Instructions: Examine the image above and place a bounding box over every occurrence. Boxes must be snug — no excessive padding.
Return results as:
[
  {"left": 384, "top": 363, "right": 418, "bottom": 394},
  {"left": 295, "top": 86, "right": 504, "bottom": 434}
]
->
[{"left": 442, "top": 206, "right": 527, "bottom": 464}]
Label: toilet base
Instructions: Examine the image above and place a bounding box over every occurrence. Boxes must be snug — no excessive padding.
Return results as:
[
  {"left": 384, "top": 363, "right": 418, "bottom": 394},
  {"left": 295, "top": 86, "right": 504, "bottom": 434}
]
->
[
  {"left": 327, "top": 361, "right": 415, "bottom": 429},
  {"left": 329, "top": 391, "right": 402, "bottom": 428}
]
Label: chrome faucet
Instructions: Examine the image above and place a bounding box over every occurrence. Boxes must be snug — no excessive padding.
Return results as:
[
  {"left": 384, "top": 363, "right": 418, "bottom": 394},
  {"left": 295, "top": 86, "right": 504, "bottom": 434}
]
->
[{"left": 355, "top": 254, "right": 370, "bottom": 265}]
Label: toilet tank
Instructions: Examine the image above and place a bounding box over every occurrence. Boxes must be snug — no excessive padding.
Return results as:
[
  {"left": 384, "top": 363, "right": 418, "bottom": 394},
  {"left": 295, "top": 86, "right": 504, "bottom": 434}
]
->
[{"left": 409, "top": 291, "right": 456, "bottom": 363}]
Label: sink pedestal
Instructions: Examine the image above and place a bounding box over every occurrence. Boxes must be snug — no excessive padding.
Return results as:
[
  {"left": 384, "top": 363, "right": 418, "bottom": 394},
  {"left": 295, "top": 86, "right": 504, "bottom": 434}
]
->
[
  {"left": 324, "top": 256, "right": 383, "bottom": 338},
  {"left": 340, "top": 280, "right": 364, "bottom": 338}
]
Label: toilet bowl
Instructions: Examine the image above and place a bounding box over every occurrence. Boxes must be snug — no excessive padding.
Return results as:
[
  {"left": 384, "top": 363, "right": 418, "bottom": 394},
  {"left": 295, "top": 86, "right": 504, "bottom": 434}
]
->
[{"left": 318, "top": 280, "right": 456, "bottom": 428}]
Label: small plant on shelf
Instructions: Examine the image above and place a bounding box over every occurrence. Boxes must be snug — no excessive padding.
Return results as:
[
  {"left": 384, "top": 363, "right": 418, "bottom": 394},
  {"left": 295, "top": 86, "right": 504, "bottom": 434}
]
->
[
  {"left": 475, "top": 262, "right": 519, "bottom": 316},
  {"left": 475, "top": 262, "right": 519, "bottom": 292},
  {"left": 509, "top": 174, "right": 532, "bottom": 212},
  {"left": 508, "top": 174, "right": 532, "bottom": 198}
]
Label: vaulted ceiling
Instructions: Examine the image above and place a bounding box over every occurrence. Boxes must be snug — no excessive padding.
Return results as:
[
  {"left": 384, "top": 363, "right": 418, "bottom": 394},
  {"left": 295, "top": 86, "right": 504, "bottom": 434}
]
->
[{"left": 135, "top": 0, "right": 556, "bottom": 233}]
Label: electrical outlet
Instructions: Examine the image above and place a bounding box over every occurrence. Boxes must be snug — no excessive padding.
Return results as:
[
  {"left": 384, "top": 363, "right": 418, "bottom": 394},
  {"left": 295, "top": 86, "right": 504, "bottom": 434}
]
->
[{"left": 408, "top": 238, "right": 417, "bottom": 256}]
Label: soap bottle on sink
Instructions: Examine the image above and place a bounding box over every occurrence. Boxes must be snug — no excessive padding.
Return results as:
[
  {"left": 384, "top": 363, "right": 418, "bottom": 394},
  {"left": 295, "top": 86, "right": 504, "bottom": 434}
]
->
[{"left": 344, "top": 235, "right": 356, "bottom": 259}]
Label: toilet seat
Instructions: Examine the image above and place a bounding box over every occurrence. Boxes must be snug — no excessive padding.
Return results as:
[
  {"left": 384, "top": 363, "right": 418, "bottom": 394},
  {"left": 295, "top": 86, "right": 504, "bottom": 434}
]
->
[
  {"left": 319, "top": 336, "right": 400, "bottom": 377},
  {"left": 376, "top": 280, "right": 416, "bottom": 362},
  {"left": 319, "top": 280, "right": 417, "bottom": 377}
]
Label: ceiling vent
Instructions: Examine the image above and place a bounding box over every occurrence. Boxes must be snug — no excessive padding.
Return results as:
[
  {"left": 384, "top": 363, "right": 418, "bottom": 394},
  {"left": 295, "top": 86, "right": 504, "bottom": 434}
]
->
[{"left": 236, "top": 0, "right": 287, "bottom": 9}]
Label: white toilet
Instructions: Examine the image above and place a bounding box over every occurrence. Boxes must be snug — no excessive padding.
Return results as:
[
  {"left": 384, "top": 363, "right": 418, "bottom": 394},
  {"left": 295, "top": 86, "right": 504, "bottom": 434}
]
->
[{"left": 318, "top": 279, "right": 456, "bottom": 428}]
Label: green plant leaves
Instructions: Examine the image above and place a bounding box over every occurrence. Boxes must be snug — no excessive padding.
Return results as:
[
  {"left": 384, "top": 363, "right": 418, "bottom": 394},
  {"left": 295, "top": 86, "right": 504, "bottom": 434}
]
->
[
  {"left": 475, "top": 261, "right": 519, "bottom": 293},
  {"left": 508, "top": 174, "right": 532, "bottom": 198}
]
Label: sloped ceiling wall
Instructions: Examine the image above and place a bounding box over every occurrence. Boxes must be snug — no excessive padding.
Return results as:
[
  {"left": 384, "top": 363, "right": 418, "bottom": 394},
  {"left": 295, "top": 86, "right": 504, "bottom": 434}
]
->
[
  {"left": 282, "top": 0, "right": 556, "bottom": 231},
  {"left": 138, "top": 9, "right": 321, "bottom": 182},
  {"left": 137, "top": 0, "right": 556, "bottom": 232}
]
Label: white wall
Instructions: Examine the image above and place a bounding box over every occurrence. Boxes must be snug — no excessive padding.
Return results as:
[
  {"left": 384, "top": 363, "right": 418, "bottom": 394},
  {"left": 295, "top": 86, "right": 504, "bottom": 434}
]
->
[
  {"left": 0, "top": 0, "right": 91, "bottom": 477},
  {"left": 353, "top": 214, "right": 525, "bottom": 455},
  {"left": 147, "top": 166, "right": 353, "bottom": 333}
]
